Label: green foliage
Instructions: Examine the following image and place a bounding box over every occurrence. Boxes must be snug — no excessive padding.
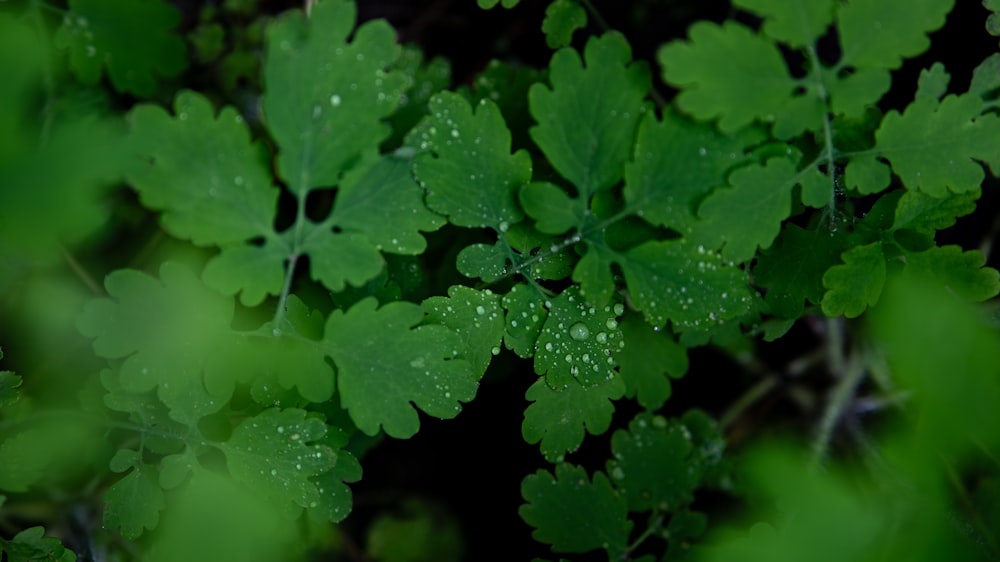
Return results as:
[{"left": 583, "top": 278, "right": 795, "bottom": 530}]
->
[{"left": 2, "top": 0, "right": 1000, "bottom": 560}]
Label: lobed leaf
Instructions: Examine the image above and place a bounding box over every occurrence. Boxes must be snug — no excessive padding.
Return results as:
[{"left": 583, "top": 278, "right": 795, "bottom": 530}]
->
[
  {"left": 423, "top": 286, "right": 504, "bottom": 377},
  {"left": 55, "top": 0, "right": 187, "bottom": 96},
  {"left": 874, "top": 92, "right": 1000, "bottom": 196},
  {"left": 411, "top": 91, "right": 530, "bottom": 230},
  {"left": 691, "top": 157, "right": 797, "bottom": 263},
  {"left": 659, "top": 21, "right": 795, "bottom": 133},
  {"left": 821, "top": 242, "right": 887, "bottom": 318},
  {"left": 616, "top": 315, "right": 687, "bottom": 410},
  {"left": 520, "top": 464, "right": 631, "bottom": 556},
  {"left": 606, "top": 413, "right": 700, "bottom": 512},
  {"left": 733, "top": 0, "right": 835, "bottom": 48},
  {"left": 264, "top": 0, "right": 408, "bottom": 195},
  {"left": 3, "top": 527, "right": 77, "bottom": 562},
  {"left": 522, "top": 375, "right": 624, "bottom": 463},
  {"left": 837, "top": 0, "right": 952, "bottom": 70},
  {"left": 542, "top": 0, "right": 588, "bottom": 49},
  {"left": 77, "top": 262, "right": 234, "bottom": 424},
  {"left": 530, "top": 32, "right": 650, "bottom": 196},
  {"left": 103, "top": 464, "right": 166, "bottom": 539},
  {"left": 324, "top": 298, "right": 478, "bottom": 438},
  {"left": 221, "top": 408, "right": 337, "bottom": 511},
  {"left": 621, "top": 240, "right": 755, "bottom": 331},
  {"left": 502, "top": 283, "right": 549, "bottom": 358}
]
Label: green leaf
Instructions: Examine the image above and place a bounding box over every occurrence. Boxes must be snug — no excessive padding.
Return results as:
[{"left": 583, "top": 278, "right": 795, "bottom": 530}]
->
[
  {"left": 4, "top": 527, "right": 76, "bottom": 562},
  {"left": 55, "top": 0, "right": 187, "bottom": 96},
  {"left": 324, "top": 297, "right": 478, "bottom": 438},
  {"left": 220, "top": 408, "right": 337, "bottom": 511},
  {"left": 502, "top": 283, "right": 549, "bottom": 358},
  {"left": 915, "top": 62, "right": 950, "bottom": 101},
  {"left": 520, "top": 181, "right": 585, "bottom": 235},
  {"left": 542, "top": 0, "right": 587, "bottom": 49},
  {"left": 532, "top": 287, "right": 625, "bottom": 388},
  {"left": 873, "top": 92, "right": 1000, "bottom": 196},
  {"left": 821, "top": 242, "right": 887, "bottom": 318},
  {"left": 624, "top": 110, "right": 758, "bottom": 233},
  {"left": 456, "top": 241, "right": 510, "bottom": 282},
  {"left": 324, "top": 155, "right": 446, "bottom": 255},
  {"left": 263, "top": 0, "right": 408, "bottom": 195},
  {"left": 754, "top": 223, "right": 850, "bottom": 318},
  {"left": 733, "top": 0, "right": 834, "bottom": 48},
  {"left": 616, "top": 315, "right": 688, "bottom": 410},
  {"left": 522, "top": 375, "right": 625, "bottom": 463},
  {"left": 0, "top": 368, "right": 20, "bottom": 407},
  {"left": 606, "top": 413, "right": 700, "bottom": 512},
  {"left": 422, "top": 285, "right": 504, "bottom": 377},
  {"left": 837, "top": 0, "right": 952, "bottom": 70},
  {"left": 530, "top": 32, "right": 650, "bottom": 196},
  {"left": 520, "top": 464, "right": 631, "bottom": 556},
  {"left": 126, "top": 90, "right": 278, "bottom": 247},
  {"left": 77, "top": 262, "right": 234, "bottom": 424},
  {"left": 903, "top": 246, "right": 1000, "bottom": 302},
  {"left": 691, "top": 157, "right": 797, "bottom": 263},
  {"left": 103, "top": 464, "right": 166, "bottom": 539},
  {"left": 659, "top": 21, "right": 795, "bottom": 133},
  {"left": 970, "top": 53, "right": 1000, "bottom": 99},
  {"left": 411, "top": 91, "right": 530, "bottom": 230},
  {"left": 892, "top": 189, "right": 978, "bottom": 234},
  {"left": 621, "top": 240, "right": 754, "bottom": 331}
]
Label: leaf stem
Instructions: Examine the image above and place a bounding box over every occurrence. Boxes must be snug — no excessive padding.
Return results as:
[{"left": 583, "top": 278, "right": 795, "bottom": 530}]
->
[
  {"left": 60, "top": 244, "right": 104, "bottom": 295},
  {"left": 625, "top": 512, "right": 664, "bottom": 558},
  {"left": 811, "top": 350, "right": 865, "bottom": 466},
  {"left": 577, "top": 0, "right": 611, "bottom": 33},
  {"left": 273, "top": 253, "right": 300, "bottom": 328}
]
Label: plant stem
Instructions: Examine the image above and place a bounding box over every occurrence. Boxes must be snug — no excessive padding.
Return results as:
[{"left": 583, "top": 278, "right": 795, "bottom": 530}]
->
[
  {"left": 60, "top": 245, "right": 103, "bottom": 295},
  {"left": 625, "top": 512, "right": 664, "bottom": 558},
  {"left": 811, "top": 351, "right": 866, "bottom": 466},
  {"left": 272, "top": 253, "right": 300, "bottom": 328}
]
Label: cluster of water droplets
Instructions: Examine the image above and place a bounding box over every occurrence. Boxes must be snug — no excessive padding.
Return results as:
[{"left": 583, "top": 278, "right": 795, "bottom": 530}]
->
[
  {"left": 62, "top": 13, "right": 100, "bottom": 59},
  {"left": 534, "top": 289, "right": 626, "bottom": 387}
]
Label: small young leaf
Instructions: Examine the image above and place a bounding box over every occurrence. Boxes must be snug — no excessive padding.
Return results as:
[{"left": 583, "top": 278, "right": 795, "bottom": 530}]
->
[
  {"left": 456, "top": 242, "right": 510, "bottom": 282},
  {"left": 542, "top": 0, "right": 587, "bottom": 49},
  {"left": 0, "top": 367, "right": 20, "bottom": 407},
  {"left": 530, "top": 32, "right": 650, "bottom": 196},
  {"left": 522, "top": 375, "right": 625, "bottom": 462},
  {"left": 4, "top": 527, "right": 77, "bottom": 562},
  {"left": 55, "top": 0, "right": 187, "bottom": 96},
  {"left": 324, "top": 298, "right": 478, "bottom": 438},
  {"left": 892, "top": 189, "right": 978, "bottom": 234},
  {"left": 520, "top": 464, "right": 631, "bottom": 556},
  {"left": 821, "top": 242, "right": 887, "bottom": 318}
]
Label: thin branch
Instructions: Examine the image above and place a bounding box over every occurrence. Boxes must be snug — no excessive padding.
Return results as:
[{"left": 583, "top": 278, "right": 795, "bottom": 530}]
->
[{"left": 811, "top": 352, "right": 866, "bottom": 466}]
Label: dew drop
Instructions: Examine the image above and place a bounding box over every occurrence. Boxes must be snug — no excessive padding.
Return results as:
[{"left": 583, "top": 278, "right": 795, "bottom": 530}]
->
[
  {"left": 330, "top": 94, "right": 342, "bottom": 107},
  {"left": 491, "top": 346, "right": 501, "bottom": 355},
  {"left": 613, "top": 303, "right": 624, "bottom": 316},
  {"left": 605, "top": 318, "right": 618, "bottom": 330},
  {"left": 475, "top": 305, "right": 486, "bottom": 315},
  {"left": 569, "top": 322, "right": 590, "bottom": 341}
]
